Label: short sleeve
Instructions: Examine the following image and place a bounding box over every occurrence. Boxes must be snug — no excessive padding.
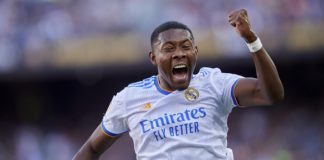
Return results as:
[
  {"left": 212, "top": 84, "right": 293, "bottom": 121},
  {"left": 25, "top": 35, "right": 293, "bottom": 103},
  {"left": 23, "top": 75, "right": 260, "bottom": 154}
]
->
[
  {"left": 219, "top": 73, "right": 243, "bottom": 109},
  {"left": 102, "top": 89, "right": 129, "bottom": 137},
  {"left": 207, "top": 67, "right": 244, "bottom": 110}
]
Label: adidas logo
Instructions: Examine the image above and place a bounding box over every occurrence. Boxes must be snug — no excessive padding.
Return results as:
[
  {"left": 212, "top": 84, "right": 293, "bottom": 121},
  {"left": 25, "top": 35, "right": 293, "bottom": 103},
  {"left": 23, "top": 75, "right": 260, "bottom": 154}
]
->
[{"left": 142, "top": 102, "right": 151, "bottom": 111}]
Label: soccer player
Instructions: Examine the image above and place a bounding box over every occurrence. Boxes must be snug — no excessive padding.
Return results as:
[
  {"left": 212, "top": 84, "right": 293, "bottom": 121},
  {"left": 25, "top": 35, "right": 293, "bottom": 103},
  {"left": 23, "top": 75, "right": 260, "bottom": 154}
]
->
[{"left": 73, "top": 9, "right": 284, "bottom": 160}]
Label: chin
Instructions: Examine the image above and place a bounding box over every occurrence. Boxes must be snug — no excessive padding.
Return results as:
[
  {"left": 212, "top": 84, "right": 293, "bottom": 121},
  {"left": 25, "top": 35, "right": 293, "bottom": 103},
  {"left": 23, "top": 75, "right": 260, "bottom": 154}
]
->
[
  {"left": 169, "top": 72, "right": 193, "bottom": 90},
  {"left": 174, "top": 82, "right": 190, "bottom": 91},
  {"left": 171, "top": 76, "right": 192, "bottom": 91}
]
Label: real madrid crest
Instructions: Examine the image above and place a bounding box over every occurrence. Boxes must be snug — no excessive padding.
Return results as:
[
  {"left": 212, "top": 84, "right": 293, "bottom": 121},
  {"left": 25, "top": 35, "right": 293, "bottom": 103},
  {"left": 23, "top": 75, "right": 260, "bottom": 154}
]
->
[{"left": 184, "top": 87, "right": 199, "bottom": 102}]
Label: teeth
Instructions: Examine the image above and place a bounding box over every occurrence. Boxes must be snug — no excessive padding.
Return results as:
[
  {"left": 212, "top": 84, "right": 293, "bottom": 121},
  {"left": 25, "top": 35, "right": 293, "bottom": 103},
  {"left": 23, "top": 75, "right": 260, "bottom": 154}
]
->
[{"left": 174, "top": 64, "right": 186, "bottom": 69}]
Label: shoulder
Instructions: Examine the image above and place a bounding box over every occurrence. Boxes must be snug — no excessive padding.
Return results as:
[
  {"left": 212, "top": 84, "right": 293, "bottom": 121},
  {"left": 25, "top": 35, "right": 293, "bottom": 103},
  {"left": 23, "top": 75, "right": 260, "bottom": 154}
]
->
[
  {"left": 110, "top": 76, "right": 158, "bottom": 111},
  {"left": 193, "top": 67, "right": 243, "bottom": 91},
  {"left": 195, "top": 67, "right": 242, "bottom": 80},
  {"left": 194, "top": 67, "right": 222, "bottom": 79},
  {"left": 114, "top": 76, "right": 156, "bottom": 100},
  {"left": 127, "top": 76, "right": 156, "bottom": 89}
]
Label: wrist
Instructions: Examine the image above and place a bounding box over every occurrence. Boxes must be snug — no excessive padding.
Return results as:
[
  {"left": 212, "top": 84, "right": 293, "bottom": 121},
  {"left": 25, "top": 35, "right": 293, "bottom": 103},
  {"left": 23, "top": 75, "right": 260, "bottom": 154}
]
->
[
  {"left": 246, "top": 37, "right": 263, "bottom": 53},
  {"left": 243, "top": 31, "right": 257, "bottom": 43}
]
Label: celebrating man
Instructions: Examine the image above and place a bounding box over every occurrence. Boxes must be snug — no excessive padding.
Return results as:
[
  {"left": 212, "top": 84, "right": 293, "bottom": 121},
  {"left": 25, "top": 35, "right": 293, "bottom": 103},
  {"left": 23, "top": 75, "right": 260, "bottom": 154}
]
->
[{"left": 73, "top": 9, "right": 284, "bottom": 160}]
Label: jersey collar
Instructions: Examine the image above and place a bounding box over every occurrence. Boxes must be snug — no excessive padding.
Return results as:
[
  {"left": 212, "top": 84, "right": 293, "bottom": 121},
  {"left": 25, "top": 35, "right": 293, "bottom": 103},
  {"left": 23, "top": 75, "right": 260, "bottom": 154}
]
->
[{"left": 154, "top": 76, "right": 173, "bottom": 95}]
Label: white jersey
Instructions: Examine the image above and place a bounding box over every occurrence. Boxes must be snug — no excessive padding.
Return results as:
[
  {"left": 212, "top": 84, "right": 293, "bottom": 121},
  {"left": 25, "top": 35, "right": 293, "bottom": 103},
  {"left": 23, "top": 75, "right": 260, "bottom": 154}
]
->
[{"left": 102, "top": 67, "right": 243, "bottom": 160}]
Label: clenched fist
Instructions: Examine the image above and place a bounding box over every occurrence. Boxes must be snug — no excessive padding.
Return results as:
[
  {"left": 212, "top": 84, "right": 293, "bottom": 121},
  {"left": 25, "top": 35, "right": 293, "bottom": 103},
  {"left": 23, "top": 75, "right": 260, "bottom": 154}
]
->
[{"left": 228, "top": 9, "right": 257, "bottom": 43}]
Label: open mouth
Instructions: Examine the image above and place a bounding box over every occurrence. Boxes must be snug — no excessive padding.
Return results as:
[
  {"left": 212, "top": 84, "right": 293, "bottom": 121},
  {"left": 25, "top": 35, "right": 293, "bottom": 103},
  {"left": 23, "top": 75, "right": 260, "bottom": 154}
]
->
[
  {"left": 172, "top": 64, "right": 188, "bottom": 82},
  {"left": 172, "top": 64, "right": 188, "bottom": 75}
]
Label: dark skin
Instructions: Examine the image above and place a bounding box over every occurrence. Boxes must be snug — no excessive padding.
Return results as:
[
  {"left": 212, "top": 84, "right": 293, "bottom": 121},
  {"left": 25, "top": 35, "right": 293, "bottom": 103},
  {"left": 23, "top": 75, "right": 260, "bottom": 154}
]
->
[
  {"left": 149, "top": 29, "right": 198, "bottom": 91},
  {"left": 73, "top": 9, "right": 284, "bottom": 160},
  {"left": 227, "top": 9, "right": 284, "bottom": 106}
]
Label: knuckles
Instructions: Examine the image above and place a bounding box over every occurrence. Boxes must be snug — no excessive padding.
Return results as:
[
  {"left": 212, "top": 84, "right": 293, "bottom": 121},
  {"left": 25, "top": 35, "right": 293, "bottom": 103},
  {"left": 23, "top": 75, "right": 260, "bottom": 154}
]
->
[
  {"left": 228, "top": 9, "right": 248, "bottom": 19},
  {"left": 228, "top": 9, "right": 250, "bottom": 27}
]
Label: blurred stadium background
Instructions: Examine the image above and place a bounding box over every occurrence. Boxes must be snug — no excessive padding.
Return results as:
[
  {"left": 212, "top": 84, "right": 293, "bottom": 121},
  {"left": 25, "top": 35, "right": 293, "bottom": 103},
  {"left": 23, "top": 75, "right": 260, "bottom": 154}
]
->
[{"left": 0, "top": 0, "right": 323, "bottom": 160}]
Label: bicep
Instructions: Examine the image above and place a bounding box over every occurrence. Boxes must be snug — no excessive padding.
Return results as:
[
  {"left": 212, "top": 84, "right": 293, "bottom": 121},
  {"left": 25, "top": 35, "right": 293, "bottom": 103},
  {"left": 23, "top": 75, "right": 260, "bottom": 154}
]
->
[
  {"left": 73, "top": 123, "right": 120, "bottom": 160},
  {"left": 234, "top": 78, "right": 271, "bottom": 107},
  {"left": 89, "top": 123, "right": 120, "bottom": 154}
]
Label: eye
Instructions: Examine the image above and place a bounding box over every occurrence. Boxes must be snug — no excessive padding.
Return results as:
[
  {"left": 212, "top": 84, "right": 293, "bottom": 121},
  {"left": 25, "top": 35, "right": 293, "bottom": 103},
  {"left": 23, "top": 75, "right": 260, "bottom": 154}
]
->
[
  {"left": 182, "top": 45, "right": 192, "bottom": 50},
  {"left": 182, "top": 41, "right": 193, "bottom": 50},
  {"left": 162, "top": 46, "right": 175, "bottom": 52}
]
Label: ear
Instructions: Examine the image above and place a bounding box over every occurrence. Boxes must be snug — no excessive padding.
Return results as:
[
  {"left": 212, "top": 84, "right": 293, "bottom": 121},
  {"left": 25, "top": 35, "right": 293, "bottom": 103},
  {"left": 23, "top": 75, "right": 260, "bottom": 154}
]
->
[
  {"left": 149, "top": 51, "right": 157, "bottom": 66},
  {"left": 194, "top": 46, "right": 199, "bottom": 56}
]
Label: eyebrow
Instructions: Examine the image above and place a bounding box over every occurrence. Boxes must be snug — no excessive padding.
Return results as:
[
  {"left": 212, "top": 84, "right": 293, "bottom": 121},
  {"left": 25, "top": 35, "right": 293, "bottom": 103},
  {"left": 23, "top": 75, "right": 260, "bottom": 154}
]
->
[{"left": 161, "top": 39, "right": 192, "bottom": 46}]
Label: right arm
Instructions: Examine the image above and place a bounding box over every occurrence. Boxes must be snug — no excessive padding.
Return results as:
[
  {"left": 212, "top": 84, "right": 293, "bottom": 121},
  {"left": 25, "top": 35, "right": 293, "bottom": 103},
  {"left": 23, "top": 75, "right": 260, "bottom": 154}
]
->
[
  {"left": 73, "top": 123, "right": 120, "bottom": 160},
  {"left": 74, "top": 89, "right": 128, "bottom": 159}
]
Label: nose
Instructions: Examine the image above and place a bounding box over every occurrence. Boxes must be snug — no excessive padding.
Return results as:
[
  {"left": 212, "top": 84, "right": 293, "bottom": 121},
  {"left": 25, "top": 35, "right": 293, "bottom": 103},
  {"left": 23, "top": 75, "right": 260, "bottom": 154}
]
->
[{"left": 172, "top": 50, "right": 186, "bottom": 59}]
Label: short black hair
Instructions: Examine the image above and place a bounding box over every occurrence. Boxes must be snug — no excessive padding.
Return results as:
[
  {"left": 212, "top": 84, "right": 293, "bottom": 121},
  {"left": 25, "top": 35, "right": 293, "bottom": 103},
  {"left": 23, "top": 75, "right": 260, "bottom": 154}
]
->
[{"left": 150, "top": 21, "right": 194, "bottom": 49}]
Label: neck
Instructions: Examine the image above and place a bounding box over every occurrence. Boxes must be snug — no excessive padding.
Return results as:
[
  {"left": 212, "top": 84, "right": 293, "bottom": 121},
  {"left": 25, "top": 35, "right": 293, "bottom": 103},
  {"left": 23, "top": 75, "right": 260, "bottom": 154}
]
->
[{"left": 157, "top": 75, "right": 174, "bottom": 92}]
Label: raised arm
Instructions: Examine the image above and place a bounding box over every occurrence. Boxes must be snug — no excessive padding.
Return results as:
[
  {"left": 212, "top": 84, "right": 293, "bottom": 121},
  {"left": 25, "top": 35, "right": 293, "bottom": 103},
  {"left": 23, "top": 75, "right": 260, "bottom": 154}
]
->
[
  {"left": 228, "top": 9, "right": 284, "bottom": 107},
  {"left": 73, "top": 123, "right": 120, "bottom": 160}
]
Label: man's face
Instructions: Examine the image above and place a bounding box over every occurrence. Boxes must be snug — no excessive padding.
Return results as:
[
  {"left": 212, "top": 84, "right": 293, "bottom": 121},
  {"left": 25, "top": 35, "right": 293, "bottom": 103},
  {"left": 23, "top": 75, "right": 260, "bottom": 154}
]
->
[{"left": 150, "top": 29, "right": 198, "bottom": 91}]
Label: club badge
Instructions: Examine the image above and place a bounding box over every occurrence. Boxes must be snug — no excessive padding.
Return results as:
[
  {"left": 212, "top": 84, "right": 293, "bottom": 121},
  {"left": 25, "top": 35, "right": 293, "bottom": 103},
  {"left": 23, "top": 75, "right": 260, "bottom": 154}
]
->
[{"left": 184, "top": 87, "right": 199, "bottom": 102}]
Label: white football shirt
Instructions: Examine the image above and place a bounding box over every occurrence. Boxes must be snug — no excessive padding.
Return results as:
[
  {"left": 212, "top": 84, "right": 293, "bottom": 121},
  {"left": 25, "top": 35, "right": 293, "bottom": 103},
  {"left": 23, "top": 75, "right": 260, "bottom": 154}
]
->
[{"left": 102, "top": 67, "right": 243, "bottom": 160}]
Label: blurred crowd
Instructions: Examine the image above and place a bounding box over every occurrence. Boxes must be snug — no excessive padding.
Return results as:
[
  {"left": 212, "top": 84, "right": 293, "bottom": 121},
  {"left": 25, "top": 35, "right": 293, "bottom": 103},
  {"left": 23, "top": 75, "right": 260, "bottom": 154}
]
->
[
  {"left": 229, "top": 104, "right": 324, "bottom": 160},
  {"left": 1, "top": 0, "right": 324, "bottom": 72},
  {"left": 0, "top": 103, "right": 323, "bottom": 160},
  {"left": 0, "top": 125, "right": 77, "bottom": 160}
]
